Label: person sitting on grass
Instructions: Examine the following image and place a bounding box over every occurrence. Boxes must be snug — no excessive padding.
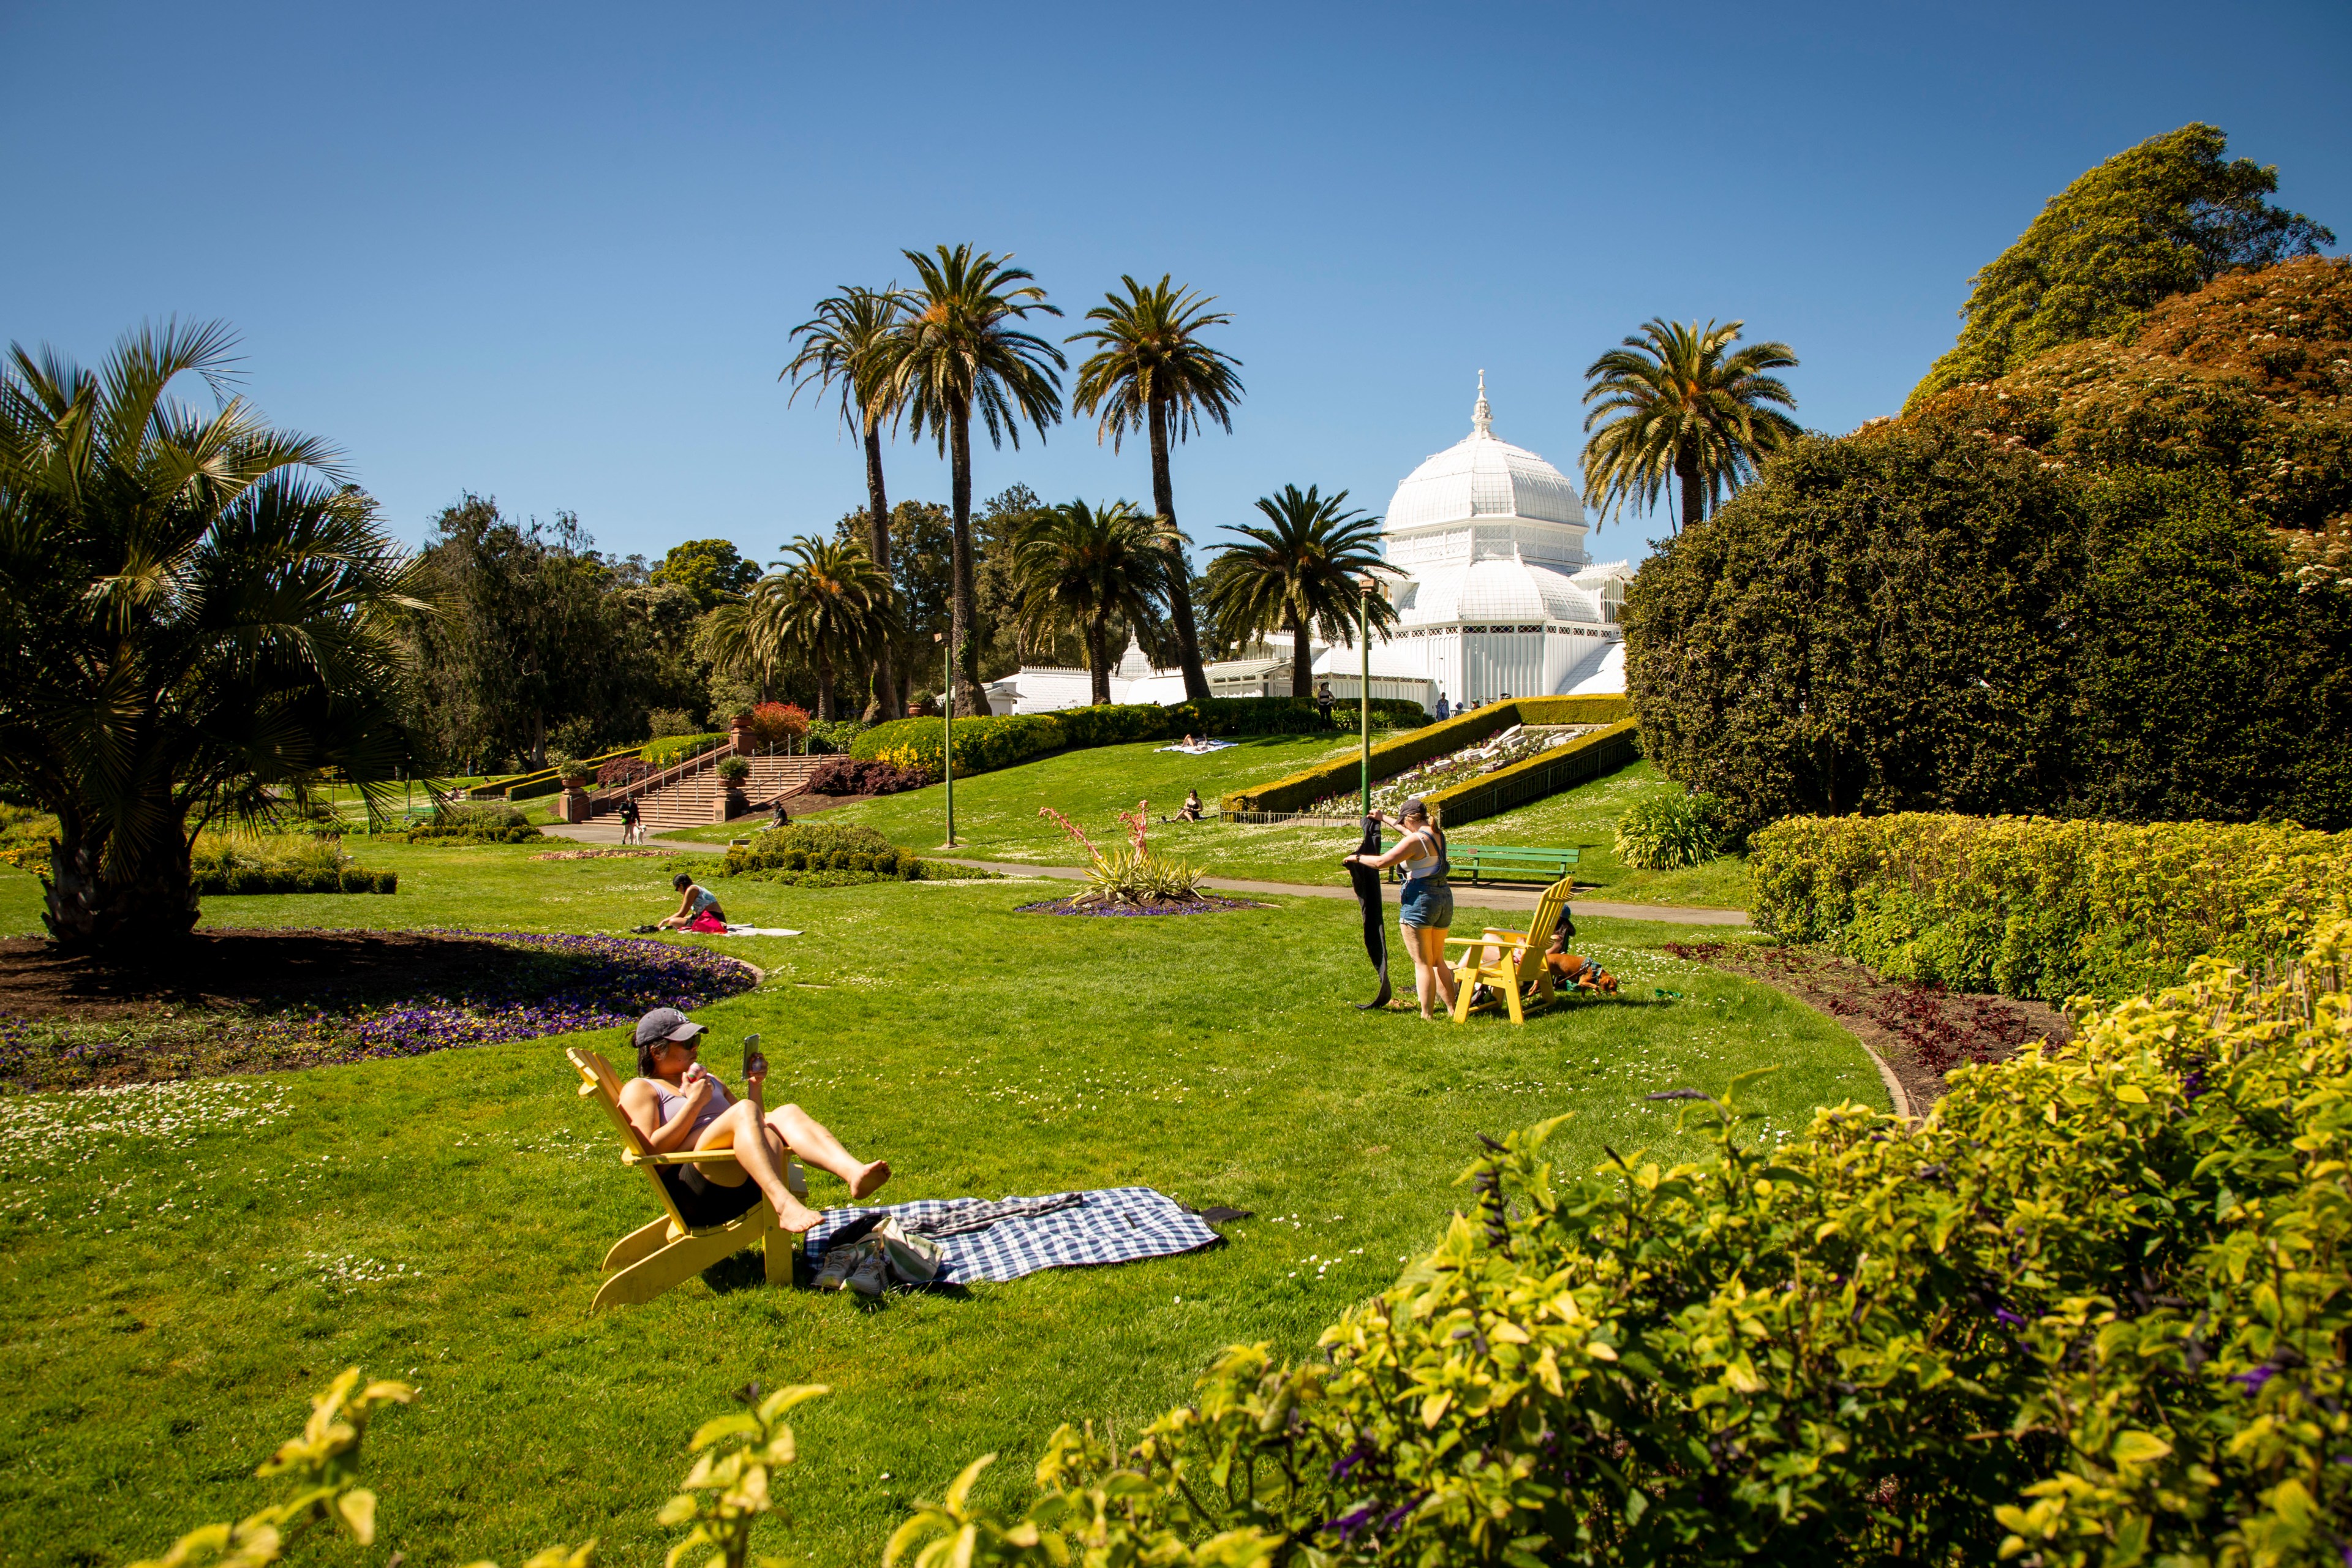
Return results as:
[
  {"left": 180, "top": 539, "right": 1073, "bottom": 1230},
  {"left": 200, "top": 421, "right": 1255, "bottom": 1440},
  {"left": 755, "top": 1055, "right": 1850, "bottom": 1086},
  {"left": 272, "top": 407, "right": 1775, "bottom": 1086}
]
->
[
  {"left": 1472, "top": 907, "right": 1619, "bottom": 1006},
  {"left": 660, "top": 872, "right": 727, "bottom": 932},
  {"left": 620, "top": 1006, "right": 890, "bottom": 1235},
  {"left": 1177, "top": 788, "right": 1204, "bottom": 821}
]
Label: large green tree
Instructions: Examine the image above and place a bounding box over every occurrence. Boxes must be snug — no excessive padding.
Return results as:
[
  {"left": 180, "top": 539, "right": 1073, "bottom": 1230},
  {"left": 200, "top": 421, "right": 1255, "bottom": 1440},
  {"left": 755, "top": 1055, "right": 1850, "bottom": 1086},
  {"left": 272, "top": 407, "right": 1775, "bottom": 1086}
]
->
[
  {"left": 1622, "top": 413, "right": 2352, "bottom": 835},
  {"left": 1204, "top": 485, "right": 1394, "bottom": 698},
  {"left": 785, "top": 285, "right": 908, "bottom": 718},
  {"left": 706, "top": 537, "right": 897, "bottom": 721},
  {"left": 1909, "top": 124, "right": 2334, "bottom": 407},
  {"left": 1009, "top": 499, "right": 1177, "bottom": 703},
  {"left": 873, "top": 245, "right": 1065, "bottom": 716},
  {"left": 0, "top": 322, "right": 426, "bottom": 947},
  {"left": 1068, "top": 274, "right": 1243, "bottom": 703},
  {"left": 404, "top": 499, "right": 650, "bottom": 771},
  {"left": 1580, "top": 319, "right": 1800, "bottom": 533},
  {"left": 649, "top": 538, "right": 759, "bottom": 613}
]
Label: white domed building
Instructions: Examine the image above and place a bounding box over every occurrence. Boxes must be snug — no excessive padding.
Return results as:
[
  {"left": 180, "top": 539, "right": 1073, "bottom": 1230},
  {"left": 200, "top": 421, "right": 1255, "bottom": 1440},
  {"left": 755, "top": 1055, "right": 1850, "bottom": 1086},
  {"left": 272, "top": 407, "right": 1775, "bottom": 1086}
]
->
[
  {"left": 1325, "top": 374, "right": 1628, "bottom": 707},
  {"left": 1000, "top": 375, "right": 1629, "bottom": 715}
]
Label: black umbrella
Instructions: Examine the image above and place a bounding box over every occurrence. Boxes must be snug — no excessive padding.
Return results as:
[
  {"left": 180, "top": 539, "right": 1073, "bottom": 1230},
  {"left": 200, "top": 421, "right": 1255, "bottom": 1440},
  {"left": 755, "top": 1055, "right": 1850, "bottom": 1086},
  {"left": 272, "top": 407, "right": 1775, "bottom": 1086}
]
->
[{"left": 1345, "top": 815, "right": 1391, "bottom": 1009}]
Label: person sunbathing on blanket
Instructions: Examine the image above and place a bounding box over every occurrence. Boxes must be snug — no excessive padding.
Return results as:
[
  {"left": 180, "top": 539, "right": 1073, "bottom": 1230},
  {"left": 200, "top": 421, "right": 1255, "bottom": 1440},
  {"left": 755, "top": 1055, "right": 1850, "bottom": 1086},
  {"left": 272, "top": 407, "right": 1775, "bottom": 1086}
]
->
[
  {"left": 619, "top": 1007, "right": 890, "bottom": 1234},
  {"left": 659, "top": 872, "right": 727, "bottom": 932}
]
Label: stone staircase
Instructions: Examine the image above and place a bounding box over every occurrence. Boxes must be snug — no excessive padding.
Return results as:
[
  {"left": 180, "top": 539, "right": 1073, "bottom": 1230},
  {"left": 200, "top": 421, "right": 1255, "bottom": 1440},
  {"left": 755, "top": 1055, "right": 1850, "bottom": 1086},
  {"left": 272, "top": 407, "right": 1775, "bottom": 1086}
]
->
[{"left": 591, "top": 747, "right": 820, "bottom": 831}]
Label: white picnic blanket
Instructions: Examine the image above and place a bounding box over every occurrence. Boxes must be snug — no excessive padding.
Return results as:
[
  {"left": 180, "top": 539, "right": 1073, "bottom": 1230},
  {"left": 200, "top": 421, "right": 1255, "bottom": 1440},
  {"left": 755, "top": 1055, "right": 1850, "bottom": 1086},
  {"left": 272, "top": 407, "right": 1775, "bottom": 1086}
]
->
[
  {"left": 723, "top": 925, "right": 803, "bottom": 937},
  {"left": 1155, "top": 740, "right": 1236, "bottom": 754}
]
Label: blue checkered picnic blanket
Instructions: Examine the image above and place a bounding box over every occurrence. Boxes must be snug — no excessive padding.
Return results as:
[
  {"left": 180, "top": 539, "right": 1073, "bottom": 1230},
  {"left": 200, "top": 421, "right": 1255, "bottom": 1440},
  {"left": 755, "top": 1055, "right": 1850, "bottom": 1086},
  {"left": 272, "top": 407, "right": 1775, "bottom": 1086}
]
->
[{"left": 804, "top": 1188, "right": 1221, "bottom": 1284}]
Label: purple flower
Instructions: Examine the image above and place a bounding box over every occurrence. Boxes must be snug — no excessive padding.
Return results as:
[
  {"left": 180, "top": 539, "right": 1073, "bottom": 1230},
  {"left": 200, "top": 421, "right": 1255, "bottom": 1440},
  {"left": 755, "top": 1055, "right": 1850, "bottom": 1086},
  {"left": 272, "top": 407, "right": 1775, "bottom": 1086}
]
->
[
  {"left": 1325, "top": 1506, "right": 1374, "bottom": 1542},
  {"left": 2231, "top": 1366, "right": 2275, "bottom": 1395},
  {"left": 1994, "top": 1309, "right": 2026, "bottom": 1329}
]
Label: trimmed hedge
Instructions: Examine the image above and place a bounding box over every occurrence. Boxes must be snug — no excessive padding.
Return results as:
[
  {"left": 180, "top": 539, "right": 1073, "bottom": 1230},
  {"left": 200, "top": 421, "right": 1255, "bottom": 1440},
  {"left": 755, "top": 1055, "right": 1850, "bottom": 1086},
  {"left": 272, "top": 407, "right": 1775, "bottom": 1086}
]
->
[
  {"left": 192, "top": 865, "right": 398, "bottom": 895},
  {"left": 1425, "top": 715, "right": 1642, "bottom": 827},
  {"left": 1750, "top": 812, "right": 2352, "bottom": 1001},
  {"left": 399, "top": 802, "right": 545, "bottom": 846},
  {"left": 1223, "top": 695, "right": 1632, "bottom": 815},
  {"left": 852, "top": 698, "right": 1435, "bottom": 784},
  {"left": 474, "top": 744, "right": 643, "bottom": 801},
  {"left": 943, "top": 925, "right": 2352, "bottom": 1566}
]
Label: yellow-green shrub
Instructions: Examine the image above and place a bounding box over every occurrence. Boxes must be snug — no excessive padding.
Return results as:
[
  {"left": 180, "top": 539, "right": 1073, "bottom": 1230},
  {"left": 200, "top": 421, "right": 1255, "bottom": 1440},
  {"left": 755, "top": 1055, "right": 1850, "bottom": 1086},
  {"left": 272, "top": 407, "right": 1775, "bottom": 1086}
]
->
[{"left": 1751, "top": 812, "right": 2352, "bottom": 1000}]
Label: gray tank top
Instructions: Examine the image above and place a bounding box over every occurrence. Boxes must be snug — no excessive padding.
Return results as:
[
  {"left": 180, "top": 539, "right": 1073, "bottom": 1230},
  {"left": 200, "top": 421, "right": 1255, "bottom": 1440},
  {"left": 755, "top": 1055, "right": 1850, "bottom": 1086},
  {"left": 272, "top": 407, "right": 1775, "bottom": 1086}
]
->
[{"left": 643, "top": 1073, "right": 733, "bottom": 1140}]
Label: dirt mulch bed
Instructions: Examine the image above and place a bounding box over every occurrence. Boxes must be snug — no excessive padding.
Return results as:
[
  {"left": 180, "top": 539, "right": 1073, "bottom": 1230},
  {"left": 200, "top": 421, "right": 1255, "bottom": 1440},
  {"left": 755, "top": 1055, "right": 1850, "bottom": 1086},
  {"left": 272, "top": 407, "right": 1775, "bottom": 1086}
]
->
[
  {"left": 1017, "top": 895, "right": 1271, "bottom": 918},
  {"left": 529, "top": 847, "right": 682, "bottom": 861},
  {"left": 0, "top": 929, "right": 545, "bottom": 1022},
  {"left": 1664, "top": 941, "right": 2073, "bottom": 1112}
]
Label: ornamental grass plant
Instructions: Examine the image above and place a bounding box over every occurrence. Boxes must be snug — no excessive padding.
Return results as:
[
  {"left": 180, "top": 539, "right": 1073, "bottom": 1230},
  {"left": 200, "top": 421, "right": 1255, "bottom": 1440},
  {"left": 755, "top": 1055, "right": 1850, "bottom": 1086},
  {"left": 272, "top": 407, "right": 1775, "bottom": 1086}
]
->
[
  {"left": 188, "top": 834, "right": 397, "bottom": 896},
  {"left": 1613, "top": 789, "right": 1725, "bottom": 870}
]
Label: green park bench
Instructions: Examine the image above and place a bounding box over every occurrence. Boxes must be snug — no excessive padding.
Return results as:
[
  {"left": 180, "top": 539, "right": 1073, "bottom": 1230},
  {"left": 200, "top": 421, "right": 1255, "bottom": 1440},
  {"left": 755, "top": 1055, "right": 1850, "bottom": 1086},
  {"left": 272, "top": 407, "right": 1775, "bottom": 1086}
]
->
[{"left": 1458, "top": 843, "right": 1581, "bottom": 887}]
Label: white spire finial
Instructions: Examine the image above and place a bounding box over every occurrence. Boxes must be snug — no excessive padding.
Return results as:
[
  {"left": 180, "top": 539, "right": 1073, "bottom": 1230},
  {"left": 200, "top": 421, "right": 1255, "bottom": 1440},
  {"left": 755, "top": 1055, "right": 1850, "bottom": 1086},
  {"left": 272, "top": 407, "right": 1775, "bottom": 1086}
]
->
[{"left": 1472, "top": 369, "right": 1492, "bottom": 436}]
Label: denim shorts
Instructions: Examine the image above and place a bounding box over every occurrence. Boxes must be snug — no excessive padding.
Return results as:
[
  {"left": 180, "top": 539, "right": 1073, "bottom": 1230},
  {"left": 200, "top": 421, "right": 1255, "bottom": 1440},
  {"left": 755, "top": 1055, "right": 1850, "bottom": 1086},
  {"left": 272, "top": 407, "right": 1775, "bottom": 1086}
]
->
[{"left": 1399, "top": 877, "right": 1453, "bottom": 930}]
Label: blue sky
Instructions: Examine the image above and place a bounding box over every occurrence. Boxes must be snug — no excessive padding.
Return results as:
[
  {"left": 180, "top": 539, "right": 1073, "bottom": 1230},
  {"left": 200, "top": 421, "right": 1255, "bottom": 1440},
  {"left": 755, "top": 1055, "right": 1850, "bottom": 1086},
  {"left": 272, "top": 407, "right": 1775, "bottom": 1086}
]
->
[{"left": 4, "top": 1, "right": 2345, "bottom": 569}]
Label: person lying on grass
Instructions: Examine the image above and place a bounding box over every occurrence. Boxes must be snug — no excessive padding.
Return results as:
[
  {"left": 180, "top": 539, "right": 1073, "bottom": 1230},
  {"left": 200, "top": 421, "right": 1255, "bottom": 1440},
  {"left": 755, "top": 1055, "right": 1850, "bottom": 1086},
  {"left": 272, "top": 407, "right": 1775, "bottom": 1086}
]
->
[
  {"left": 620, "top": 1006, "right": 889, "bottom": 1234},
  {"left": 659, "top": 872, "right": 726, "bottom": 932}
]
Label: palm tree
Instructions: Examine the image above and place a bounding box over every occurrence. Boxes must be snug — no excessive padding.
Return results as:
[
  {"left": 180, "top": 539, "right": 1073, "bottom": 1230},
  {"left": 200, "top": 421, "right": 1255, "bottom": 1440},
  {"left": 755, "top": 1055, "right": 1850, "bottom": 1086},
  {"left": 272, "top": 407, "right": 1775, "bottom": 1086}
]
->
[
  {"left": 783, "top": 284, "right": 907, "bottom": 720},
  {"left": 1068, "top": 275, "right": 1243, "bottom": 704},
  {"left": 0, "top": 321, "right": 428, "bottom": 948},
  {"left": 872, "top": 245, "right": 1065, "bottom": 715},
  {"left": 1204, "top": 485, "right": 1395, "bottom": 698},
  {"left": 706, "top": 538, "right": 897, "bottom": 721},
  {"left": 1580, "top": 318, "right": 1800, "bottom": 533},
  {"left": 1010, "top": 499, "right": 1177, "bottom": 704}
]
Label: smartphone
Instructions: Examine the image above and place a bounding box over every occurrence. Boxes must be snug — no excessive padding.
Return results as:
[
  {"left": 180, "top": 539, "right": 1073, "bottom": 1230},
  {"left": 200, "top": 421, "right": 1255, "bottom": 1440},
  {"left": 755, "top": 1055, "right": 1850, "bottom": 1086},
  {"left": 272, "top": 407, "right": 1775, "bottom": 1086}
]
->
[{"left": 742, "top": 1032, "right": 767, "bottom": 1081}]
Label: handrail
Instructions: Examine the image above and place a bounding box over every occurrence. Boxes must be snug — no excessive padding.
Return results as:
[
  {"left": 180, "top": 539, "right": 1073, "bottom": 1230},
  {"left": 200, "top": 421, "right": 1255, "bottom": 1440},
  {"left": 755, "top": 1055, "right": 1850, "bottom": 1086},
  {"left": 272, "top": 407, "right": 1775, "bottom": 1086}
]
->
[{"left": 586, "top": 743, "right": 818, "bottom": 816}]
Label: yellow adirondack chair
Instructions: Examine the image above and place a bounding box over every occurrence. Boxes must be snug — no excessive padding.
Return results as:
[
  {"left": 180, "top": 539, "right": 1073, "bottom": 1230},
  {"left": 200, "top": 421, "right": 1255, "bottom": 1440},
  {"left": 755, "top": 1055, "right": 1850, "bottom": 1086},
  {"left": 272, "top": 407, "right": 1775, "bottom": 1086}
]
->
[
  {"left": 1444, "top": 875, "right": 1576, "bottom": 1024},
  {"left": 568, "top": 1046, "right": 809, "bottom": 1311}
]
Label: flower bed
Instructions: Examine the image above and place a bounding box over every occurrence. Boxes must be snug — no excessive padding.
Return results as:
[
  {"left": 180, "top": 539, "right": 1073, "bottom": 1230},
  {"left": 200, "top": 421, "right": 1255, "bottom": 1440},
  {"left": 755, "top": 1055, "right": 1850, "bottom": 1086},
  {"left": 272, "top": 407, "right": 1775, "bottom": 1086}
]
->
[
  {"left": 1015, "top": 894, "right": 1265, "bottom": 917},
  {"left": 1310, "top": 723, "right": 1596, "bottom": 815},
  {"left": 0, "top": 929, "right": 758, "bottom": 1091}
]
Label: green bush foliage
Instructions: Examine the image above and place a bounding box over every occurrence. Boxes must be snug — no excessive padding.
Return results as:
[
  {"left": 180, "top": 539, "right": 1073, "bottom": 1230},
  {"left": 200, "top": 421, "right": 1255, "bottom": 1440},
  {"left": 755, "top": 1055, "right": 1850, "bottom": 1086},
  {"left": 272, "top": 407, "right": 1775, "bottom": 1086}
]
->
[
  {"left": 187, "top": 836, "right": 398, "bottom": 896},
  {"left": 401, "top": 803, "right": 544, "bottom": 846},
  {"left": 1623, "top": 414, "right": 2352, "bottom": 837},
  {"left": 1224, "top": 696, "right": 1632, "bottom": 815},
  {"left": 1613, "top": 788, "right": 1725, "bottom": 869},
  {"left": 805, "top": 718, "right": 865, "bottom": 755},
  {"left": 642, "top": 732, "right": 726, "bottom": 770},
  {"left": 854, "top": 698, "right": 1438, "bottom": 785},
  {"left": 722, "top": 821, "right": 900, "bottom": 878},
  {"left": 922, "top": 927, "right": 2352, "bottom": 1566},
  {"left": 1750, "top": 812, "right": 2352, "bottom": 1001}
]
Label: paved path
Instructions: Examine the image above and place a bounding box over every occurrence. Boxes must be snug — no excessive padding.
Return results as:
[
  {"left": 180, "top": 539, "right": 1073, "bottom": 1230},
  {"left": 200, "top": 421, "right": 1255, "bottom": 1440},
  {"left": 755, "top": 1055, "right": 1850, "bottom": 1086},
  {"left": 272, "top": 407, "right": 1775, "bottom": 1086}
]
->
[{"left": 933, "top": 858, "right": 1750, "bottom": 927}]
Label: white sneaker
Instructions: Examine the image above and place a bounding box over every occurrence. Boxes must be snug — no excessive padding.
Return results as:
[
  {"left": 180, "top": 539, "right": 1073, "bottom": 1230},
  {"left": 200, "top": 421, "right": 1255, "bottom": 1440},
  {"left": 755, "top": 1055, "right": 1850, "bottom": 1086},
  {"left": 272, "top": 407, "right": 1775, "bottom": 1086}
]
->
[
  {"left": 845, "top": 1243, "right": 889, "bottom": 1297},
  {"left": 812, "top": 1242, "right": 861, "bottom": 1292}
]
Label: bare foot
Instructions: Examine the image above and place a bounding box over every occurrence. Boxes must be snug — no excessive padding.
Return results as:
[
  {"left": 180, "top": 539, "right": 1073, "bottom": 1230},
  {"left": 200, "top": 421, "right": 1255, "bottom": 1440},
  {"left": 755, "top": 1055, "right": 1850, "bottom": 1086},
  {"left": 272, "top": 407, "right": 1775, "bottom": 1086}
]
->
[
  {"left": 774, "top": 1191, "right": 824, "bottom": 1234},
  {"left": 848, "top": 1159, "right": 891, "bottom": 1200}
]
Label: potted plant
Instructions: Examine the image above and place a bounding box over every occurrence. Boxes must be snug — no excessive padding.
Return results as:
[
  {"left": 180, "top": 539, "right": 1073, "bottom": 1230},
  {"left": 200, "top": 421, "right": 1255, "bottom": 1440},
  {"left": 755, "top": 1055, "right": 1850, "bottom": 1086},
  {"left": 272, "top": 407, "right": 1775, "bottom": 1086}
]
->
[
  {"left": 715, "top": 754, "right": 753, "bottom": 821},
  {"left": 549, "top": 753, "right": 593, "bottom": 823}
]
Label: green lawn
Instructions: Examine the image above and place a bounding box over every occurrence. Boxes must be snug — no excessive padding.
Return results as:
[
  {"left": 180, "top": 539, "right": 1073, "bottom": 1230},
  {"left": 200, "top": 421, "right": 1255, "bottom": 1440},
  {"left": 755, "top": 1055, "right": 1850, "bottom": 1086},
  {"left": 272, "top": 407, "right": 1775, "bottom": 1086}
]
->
[
  {"left": 0, "top": 839, "right": 1847, "bottom": 1566},
  {"left": 669, "top": 739, "right": 1750, "bottom": 908}
]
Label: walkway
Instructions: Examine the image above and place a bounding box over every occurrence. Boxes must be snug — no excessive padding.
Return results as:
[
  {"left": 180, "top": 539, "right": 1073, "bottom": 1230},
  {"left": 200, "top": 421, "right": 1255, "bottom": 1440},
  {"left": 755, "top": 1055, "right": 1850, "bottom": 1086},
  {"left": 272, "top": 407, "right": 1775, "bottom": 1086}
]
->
[{"left": 932, "top": 858, "right": 1751, "bottom": 927}]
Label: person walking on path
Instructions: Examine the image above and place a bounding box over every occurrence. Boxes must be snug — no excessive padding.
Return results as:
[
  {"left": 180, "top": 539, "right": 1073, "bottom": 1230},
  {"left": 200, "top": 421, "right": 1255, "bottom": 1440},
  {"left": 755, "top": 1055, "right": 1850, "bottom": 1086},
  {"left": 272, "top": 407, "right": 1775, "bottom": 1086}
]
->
[
  {"left": 618, "top": 794, "right": 643, "bottom": 845},
  {"left": 1316, "top": 679, "right": 1336, "bottom": 728},
  {"left": 1342, "top": 796, "right": 1458, "bottom": 1020}
]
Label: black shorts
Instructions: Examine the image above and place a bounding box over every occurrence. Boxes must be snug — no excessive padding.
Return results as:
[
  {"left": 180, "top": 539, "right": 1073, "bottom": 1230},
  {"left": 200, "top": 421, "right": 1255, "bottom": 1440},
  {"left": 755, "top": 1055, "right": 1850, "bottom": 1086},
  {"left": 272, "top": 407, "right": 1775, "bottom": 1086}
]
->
[{"left": 657, "top": 1163, "right": 766, "bottom": 1229}]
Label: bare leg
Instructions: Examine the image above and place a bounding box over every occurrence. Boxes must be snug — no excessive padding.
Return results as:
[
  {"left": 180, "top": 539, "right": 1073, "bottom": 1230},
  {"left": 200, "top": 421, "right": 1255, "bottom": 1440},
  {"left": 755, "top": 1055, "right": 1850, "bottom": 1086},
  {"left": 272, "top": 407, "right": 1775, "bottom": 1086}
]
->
[
  {"left": 764, "top": 1102, "right": 889, "bottom": 1199},
  {"left": 693, "top": 1102, "right": 823, "bottom": 1232},
  {"left": 1411, "top": 924, "right": 1458, "bottom": 1019}
]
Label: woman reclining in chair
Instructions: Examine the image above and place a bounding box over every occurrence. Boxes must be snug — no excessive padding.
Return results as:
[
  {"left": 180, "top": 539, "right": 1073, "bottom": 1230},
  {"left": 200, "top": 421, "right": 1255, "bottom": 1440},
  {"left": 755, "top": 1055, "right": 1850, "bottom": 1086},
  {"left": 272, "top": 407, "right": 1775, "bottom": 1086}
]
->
[{"left": 619, "top": 1007, "right": 890, "bottom": 1234}]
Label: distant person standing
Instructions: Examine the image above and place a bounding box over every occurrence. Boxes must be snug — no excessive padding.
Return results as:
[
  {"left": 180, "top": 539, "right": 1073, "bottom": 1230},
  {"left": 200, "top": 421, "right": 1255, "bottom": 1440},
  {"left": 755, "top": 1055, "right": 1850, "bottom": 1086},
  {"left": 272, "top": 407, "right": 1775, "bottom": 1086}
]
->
[
  {"left": 1434, "top": 692, "right": 1450, "bottom": 722},
  {"left": 1316, "top": 679, "right": 1336, "bottom": 727},
  {"left": 617, "top": 794, "right": 643, "bottom": 845}
]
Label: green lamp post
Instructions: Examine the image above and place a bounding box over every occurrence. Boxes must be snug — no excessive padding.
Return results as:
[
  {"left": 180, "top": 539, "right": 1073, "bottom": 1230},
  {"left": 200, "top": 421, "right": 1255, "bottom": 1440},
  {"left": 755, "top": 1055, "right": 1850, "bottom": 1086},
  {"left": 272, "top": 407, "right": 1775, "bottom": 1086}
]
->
[
  {"left": 935, "top": 631, "right": 958, "bottom": 848},
  {"left": 1357, "top": 573, "right": 1377, "bottom": 819}
]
